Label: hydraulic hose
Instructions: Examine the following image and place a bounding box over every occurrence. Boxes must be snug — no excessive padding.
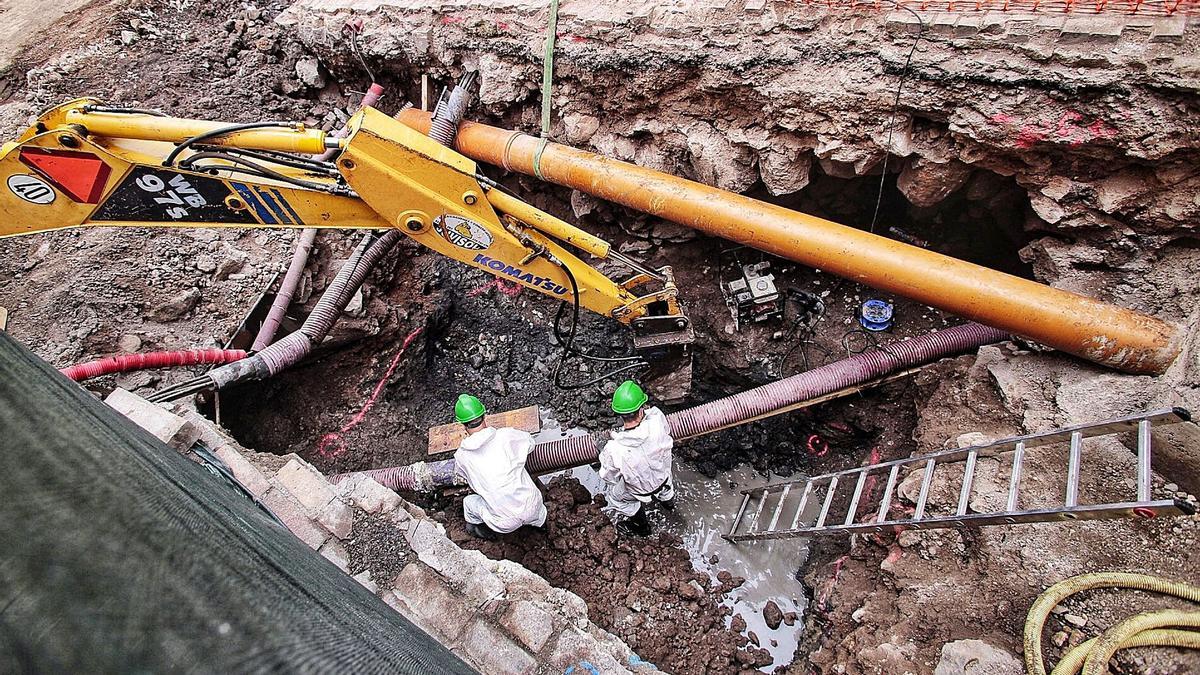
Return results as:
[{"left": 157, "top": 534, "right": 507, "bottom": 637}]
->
[
  {"left": 1025, "top": 572, "right": 1200, "bottom": 675},
  {"left": 336, "top": 322, "right": 1006, "bottom": 490},
  {"left": 1051, "top": 628, "right": 1200, "bottom": 675},
  {"left": 60, "top": 349, "right": 247, "bottom": 382}
]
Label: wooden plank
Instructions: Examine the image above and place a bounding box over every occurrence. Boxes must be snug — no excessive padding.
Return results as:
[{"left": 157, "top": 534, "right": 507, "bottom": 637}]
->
[{"left": 427, "top": 405, "right": 541, "bottom": 455}]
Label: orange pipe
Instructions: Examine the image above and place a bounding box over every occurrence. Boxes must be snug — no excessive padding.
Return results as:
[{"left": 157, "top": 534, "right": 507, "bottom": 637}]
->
[{"left": 397, "top": 110, "right": 1182, "bottom": 375}]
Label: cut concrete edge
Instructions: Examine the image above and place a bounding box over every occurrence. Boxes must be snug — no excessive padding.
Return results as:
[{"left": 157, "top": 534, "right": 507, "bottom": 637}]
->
[{"left": 114, "top": 393, "right": 660, "bottom": 674}]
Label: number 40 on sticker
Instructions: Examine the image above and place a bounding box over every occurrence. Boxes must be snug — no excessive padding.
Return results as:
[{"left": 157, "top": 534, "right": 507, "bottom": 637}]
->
[{"left": 136, "top": 172, "right": 208, "bottom": 219}]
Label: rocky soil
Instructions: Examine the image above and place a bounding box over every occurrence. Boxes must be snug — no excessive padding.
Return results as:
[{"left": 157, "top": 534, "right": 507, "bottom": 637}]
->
[{"left": 436, "top": 477, "right": 773, "bottom": 674}]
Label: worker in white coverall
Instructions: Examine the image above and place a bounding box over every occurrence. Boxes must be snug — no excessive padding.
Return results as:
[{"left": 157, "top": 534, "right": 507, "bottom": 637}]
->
[
  {"left": 598, "top": 380, "right": 675, "bottom": 536},
  {"left": 452, "top": 393, "right": 547, "bottom": 540}
]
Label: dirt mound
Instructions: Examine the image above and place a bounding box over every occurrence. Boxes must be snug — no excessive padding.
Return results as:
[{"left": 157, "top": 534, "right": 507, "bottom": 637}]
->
[{"left": 438, "top": 477, "right": 773, "bottom": 674}]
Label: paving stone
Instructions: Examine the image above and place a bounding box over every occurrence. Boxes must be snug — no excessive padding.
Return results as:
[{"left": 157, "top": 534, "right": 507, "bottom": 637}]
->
[
  {"left": 1149, "top": 16, "right": 1186, "bottom": 42},
  {"left": 317, "top": 499, "right": 354, "bottom": 539},
  {"left": 460, "top": 618, "right": 537, "bottom": 675},
  {"left": 406, "top": 518, "right": 449, "bottom": 554},
  {"left": 180, "top": 410, "right": 237, "bottom": 450},
  {"left": 548, "top": 627, "right": 629, "bottom": 674},
  {"left": 492, "top": 559, "right": 553, "bottom": 598},
  {"left": 259, "top": 488, "right": 329, "bottom": 549},
  {"left": 319, "top": 538, "right": 350, "bottom": 573},
  {"left": 546, "top": 587, "right": 590, "bottom": 627},
  {"left": 105, "top": 388, "right": 200, "bottom": 451},
  {"left": 275, "top": 458, "right": 336, "bottom": 512},
  {"left": 353, "top": 570, "right": 378, "bottom": 594},
  {"left": 461, "top": 564, "right": 507, "bottom": 609},
  {"left": 500, "top": 600, "right": 556, "bottom": 652},
  {"left": 389, "top": 504, "right": 413, "bottom": 528},
  {"left": 380, "top": 590, "right": 435, "bottom": 634},
  {"left": 345, "top": 475, "right": 402, "bottom": 513},
  {"left": 212, "top": 444, "right": 272, "bottom": 497},
  {"left": 392, "top": 563, "right": 475, "bottom": 641}
]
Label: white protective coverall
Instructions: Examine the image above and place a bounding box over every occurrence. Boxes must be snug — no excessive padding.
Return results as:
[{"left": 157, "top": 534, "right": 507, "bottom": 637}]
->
[
  {"left": 598, "top": 406, "right": 675, "bottom": 520},
  {"left": 454, "top": 427, "right": 548, "bottom": 533}
]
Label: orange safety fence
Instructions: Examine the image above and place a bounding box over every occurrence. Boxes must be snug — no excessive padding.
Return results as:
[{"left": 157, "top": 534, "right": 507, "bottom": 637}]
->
[{"left": 794, "top": 0, "right": 1198, "bottom": 15}]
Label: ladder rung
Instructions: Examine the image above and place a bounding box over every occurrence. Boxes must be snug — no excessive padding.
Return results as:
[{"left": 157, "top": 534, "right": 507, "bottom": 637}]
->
[
  {"left": 730, "top": 493, "right": 750, "bottom": 537},
  {"left": 748, "top": 489, "right": 770, "bottom": 533},
  {"left": 1065, "top": 431, "right": 1082, "bottom": 508},
  {"left": 1006, "top": 441, "right": 1025, "bottom": 512},
  {"left": 956, "top": 450, "right": 978, "bottom": 516},
  {"left": 914, "top": 459, "right": 936, "bottom": 520},
  {"left": 878, "top": 464, "right": 900, "bottom": 523},
  {"left": 1137, "top": 419, "right": 1152, "bottom": 502},
  {"left": 815, "top": 476, "right": 839, "bottom": 528},
  {"left": 767, "top": 484, "right": 791, "bottom": 532},
  {"left": 844, "top": 470, "right": 868, "bottom": 526},
  {"left": 790, "top": 481, "right": 814, "bottom": 530}
]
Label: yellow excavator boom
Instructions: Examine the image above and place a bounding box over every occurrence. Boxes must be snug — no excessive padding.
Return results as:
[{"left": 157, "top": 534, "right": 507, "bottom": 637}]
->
[{"left": 0, "top": 99, "right": 687, "bottom": 336}]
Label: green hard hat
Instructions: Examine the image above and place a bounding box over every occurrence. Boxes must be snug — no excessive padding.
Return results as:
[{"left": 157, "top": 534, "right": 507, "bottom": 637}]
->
[
  {"left": 611, "top": 380, "right": 648, "bottom": 414},
  {"left": 455, "top": 393, "right": 486, "bottom": 424}
]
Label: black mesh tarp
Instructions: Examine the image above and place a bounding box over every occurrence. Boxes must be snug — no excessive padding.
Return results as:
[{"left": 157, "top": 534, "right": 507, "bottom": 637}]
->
[{"left": 0, "top": 332, "right": 473, "bottom": 673}]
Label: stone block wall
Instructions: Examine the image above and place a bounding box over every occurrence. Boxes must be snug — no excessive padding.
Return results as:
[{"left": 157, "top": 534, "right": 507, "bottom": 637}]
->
[{"left": 106, "top": 389, "right": 658, "bottom": 675}]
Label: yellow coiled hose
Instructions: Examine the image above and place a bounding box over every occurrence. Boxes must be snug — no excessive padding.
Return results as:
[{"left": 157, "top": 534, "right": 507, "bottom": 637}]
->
[{"left": 1024, "top": 573, "right": 1200, "bottom": 675}]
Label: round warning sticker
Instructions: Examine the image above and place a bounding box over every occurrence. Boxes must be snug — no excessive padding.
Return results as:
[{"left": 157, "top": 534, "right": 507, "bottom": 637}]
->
[
  {"left": 434, "top": 214, "right": 493, "bottom": 251},
  {"left": 7, "top": 174, "right": 56, "bottom": 205}
]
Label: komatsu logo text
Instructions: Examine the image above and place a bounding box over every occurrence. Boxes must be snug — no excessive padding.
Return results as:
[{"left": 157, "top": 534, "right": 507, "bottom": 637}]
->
[{"left": 473, "top": 254, "right": 569, "bottom": 295}]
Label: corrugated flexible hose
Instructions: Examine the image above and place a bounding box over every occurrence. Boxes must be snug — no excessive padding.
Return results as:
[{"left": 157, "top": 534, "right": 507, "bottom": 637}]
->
[
  {"left": 1025, "top": 572, "right": 1200, "bottom": 675},
  {"left": 60, "top": 349, "right": 247, "bottom": 382},
  {"left": 252, "top": 83, "right": 385, "bottom": 352},
  {"left": 340, "top": 322, "right": 1007, "bottom": 490}
]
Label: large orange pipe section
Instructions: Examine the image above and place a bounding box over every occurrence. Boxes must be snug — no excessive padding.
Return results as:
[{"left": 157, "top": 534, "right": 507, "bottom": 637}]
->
[{"left": 397, "top": 110, "right": 1182, "bottom": 375}]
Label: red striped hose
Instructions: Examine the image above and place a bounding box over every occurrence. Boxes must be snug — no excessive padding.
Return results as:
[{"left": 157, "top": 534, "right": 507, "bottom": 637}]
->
[{"left": 61, "top": 349, "right": 247, "bottom": 382}]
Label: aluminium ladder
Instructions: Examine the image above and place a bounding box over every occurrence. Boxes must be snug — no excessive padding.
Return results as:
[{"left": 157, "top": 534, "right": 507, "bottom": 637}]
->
[{"left": 725, "top": 408, "right": 1194, "bottom": 542}]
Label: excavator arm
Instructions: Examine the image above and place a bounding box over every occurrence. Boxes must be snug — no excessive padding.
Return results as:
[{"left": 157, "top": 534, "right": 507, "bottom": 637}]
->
[{"left": 0, "top": 99, "right": 691, "bottom": 363}]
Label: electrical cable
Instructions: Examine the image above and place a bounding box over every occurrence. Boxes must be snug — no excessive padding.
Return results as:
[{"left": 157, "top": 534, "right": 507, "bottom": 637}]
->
[
  {"left": 868, "top": 1, "right": 926, "bottom": 235},
  {"left": 79, "top": 104, "right": 168, "bottom": 116},
  {"left": 182, "top": 151, "right": 351, "bottom": 194},
  {"left": 162, "top": 121, "right": 301, "bottom": 168},
  {"left": 346, "top": 24, "right": 376, "bottom": 85},
  {"left": 195, "top": 145, "right": 340, "bottom": 175},
  {"left": 548, "top": 259, "right": 648, "bottom": 390},
  {"left": 777, "top": 291, "right": 826, "bottom": 374}
]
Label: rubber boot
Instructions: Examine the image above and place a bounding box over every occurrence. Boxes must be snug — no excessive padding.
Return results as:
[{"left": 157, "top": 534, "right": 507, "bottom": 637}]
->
[
  {"left": 658, "top": 496, "right": 675, "bottom": 512},
  {"left": 620, "top": 508, "right": 652, "bottom": 537},
  {"left": 465, "top": 522, "right": 498, "bottom": 541}
]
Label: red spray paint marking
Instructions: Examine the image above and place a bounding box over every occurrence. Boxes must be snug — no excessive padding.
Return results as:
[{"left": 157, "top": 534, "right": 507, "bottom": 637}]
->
[
  {"left": 994, "top": 109, "right": 1119, "bottom": 149},
  {"left": 806, "top": 434, "right": 829, "bottom": 458},
  {"left": 468, "top": 277, "right": 523, "bottom": 298},
  {"left": 817, "top": 554, "right": 850, "bottom": 608},
  {"left": 439, "top": 15, "right": 464, "bottom": 24},
  {"left": 316, "top": 327, "right": 424, "bottom": 459},
  {"left": 883, "top": 543, "right": 904, "bottom": 565},
  {"left": 854, "top": 446, "right": 883, "bottom": 522}
]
